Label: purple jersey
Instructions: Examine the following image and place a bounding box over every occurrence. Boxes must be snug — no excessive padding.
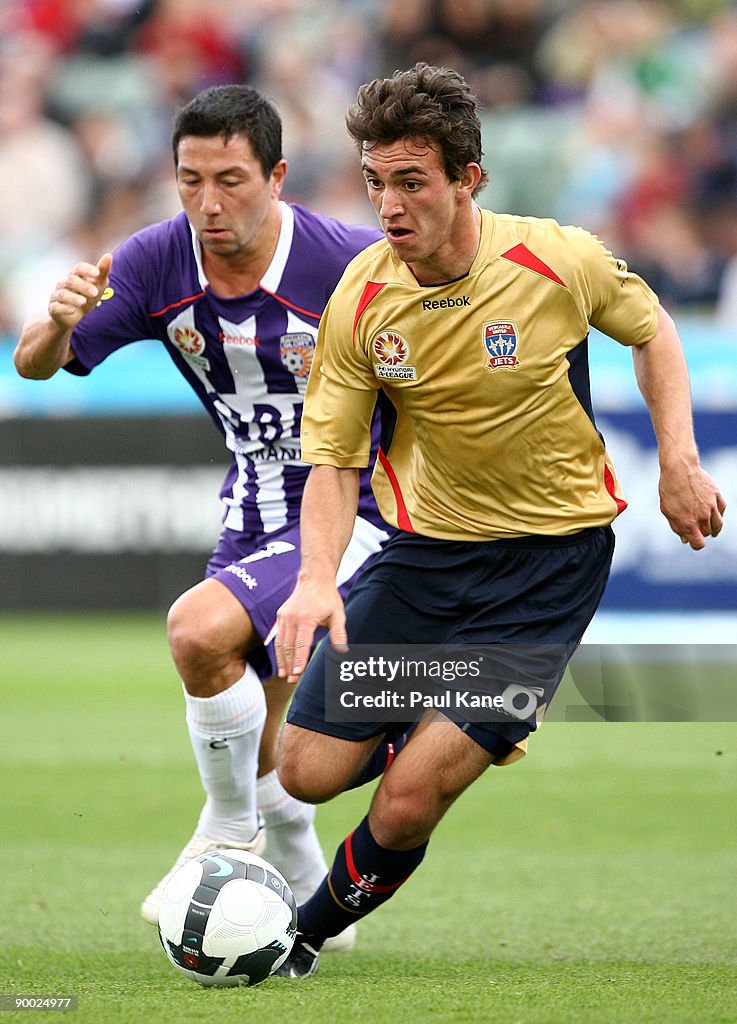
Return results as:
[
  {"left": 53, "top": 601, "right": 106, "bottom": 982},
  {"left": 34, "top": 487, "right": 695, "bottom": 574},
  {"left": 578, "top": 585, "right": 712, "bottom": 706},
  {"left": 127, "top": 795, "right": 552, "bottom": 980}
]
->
[{"left": 66, "top": 203, "right": 384, "bottom": 533}]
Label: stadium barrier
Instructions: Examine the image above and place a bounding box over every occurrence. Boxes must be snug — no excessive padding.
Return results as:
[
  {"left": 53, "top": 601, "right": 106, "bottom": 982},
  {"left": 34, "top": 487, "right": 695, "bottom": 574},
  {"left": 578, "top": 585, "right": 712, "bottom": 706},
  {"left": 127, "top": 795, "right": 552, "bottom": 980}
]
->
[
  {"left": 0, "top": 326, "right": 735, "bottom": 610},
  {"left": 0, "top": 415, "right": 223, "bottom": 609}
]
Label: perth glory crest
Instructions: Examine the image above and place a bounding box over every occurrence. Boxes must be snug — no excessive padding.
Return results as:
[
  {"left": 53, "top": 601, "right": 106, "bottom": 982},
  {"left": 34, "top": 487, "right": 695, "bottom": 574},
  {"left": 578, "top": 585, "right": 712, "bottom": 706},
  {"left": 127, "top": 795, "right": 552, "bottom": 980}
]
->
[{"left": 280, "top": 333, "right": 315, "bottom": 378}]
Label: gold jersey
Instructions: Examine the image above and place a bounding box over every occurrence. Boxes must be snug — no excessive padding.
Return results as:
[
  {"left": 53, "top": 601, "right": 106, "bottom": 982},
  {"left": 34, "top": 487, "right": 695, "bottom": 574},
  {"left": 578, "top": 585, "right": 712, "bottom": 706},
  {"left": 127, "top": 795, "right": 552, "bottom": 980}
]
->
[{"left": 301, "top": 208, "right": 659, "bottom": 541}]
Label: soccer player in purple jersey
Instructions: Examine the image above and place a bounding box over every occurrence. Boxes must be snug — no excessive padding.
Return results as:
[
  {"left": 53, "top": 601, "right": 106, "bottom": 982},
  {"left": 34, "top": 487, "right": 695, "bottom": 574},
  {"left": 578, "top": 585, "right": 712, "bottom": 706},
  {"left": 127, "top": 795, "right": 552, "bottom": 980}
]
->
[{"left": 14, "top": 85, "right": 390, "bottom": 949}]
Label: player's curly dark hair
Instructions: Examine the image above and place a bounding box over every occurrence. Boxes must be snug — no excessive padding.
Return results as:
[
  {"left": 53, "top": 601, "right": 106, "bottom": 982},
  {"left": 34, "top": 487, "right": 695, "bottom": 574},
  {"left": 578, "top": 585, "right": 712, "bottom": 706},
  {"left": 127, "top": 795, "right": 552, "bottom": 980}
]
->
[
  {"left": 172, "top": 85, "right": 283, "bottom": 179},
  {"left": 345, "top": 63, "right": 488, "bottom": 198}
]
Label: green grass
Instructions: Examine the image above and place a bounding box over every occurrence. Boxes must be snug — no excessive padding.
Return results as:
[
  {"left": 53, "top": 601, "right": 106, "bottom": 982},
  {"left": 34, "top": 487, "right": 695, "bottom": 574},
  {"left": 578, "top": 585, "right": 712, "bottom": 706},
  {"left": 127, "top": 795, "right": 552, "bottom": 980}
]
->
[{"left": 1, "top": 613, "right": 735, "bottom": 1024}]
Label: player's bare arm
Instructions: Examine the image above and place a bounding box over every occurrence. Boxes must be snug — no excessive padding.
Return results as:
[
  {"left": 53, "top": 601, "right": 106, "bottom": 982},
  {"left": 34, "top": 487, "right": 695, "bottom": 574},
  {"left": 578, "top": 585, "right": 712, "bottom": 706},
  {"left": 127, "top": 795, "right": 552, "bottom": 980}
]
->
[
  {"left": 632, "top": 305, "right": 726, "bottom": 549},
  {"left": 275, "top": 465, "right": 360, "bottom": 683},
  {"left": 14, "top": 253, "right": 112, "bottom": 380}
]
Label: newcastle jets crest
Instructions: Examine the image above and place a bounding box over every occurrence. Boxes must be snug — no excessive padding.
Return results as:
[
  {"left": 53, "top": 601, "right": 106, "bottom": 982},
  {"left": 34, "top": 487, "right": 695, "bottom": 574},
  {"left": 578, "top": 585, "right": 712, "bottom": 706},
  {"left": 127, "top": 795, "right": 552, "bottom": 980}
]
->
[{"left": 483, "top": 321, "right": 520, "bottom": 371}]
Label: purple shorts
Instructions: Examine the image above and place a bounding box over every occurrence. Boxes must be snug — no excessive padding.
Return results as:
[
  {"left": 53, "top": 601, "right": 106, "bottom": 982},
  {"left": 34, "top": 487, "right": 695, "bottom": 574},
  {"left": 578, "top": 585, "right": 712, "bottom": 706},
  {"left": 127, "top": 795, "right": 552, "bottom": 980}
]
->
[{"left": 206, "top": 516, "right": 389, "bottom": 680}]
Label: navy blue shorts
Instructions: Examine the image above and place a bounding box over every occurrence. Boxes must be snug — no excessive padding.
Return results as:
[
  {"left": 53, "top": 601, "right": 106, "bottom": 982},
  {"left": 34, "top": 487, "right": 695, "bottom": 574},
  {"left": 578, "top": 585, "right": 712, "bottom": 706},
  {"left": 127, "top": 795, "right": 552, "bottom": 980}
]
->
[{"left": 286, "top": 526, "right": 615, "bottom": 763}]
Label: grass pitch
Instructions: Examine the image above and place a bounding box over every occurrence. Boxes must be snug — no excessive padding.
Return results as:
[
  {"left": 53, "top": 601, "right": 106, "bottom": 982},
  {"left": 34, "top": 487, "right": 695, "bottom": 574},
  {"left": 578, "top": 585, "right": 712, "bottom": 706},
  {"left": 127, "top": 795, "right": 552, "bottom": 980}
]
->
[{"left": 1, "top": 613, "right": 735, "bottom": 1024}]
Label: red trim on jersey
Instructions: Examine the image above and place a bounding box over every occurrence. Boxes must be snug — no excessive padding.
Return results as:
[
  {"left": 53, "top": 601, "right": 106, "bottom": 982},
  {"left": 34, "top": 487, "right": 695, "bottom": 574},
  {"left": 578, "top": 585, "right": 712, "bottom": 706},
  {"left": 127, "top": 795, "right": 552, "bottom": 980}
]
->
[
  {"left": 353, "top": 281, "right": 386, "bottom": 343},
  {"left": 150, "top": 286, "right": 322, "bottom": 321},
  {"left": 343, "top": 830, "right": 408, "bottom": 894},
  {"left": 500, "top": 243, "right": 567, "bottom": 288},
  {"left": 384, "top": 742, "right": 396, "bottom": 771},
  {"left": 258, "top": 285, "right": 321, "bottom": 321},
  {"left": 604, "top": 463, "right": 628, "bottom": 514},
  {"left": 377, "top": 447, "right": 414, "bottom": 533},
  {"left": 150, "top": 291, "right": 206, "bottom": 317}
]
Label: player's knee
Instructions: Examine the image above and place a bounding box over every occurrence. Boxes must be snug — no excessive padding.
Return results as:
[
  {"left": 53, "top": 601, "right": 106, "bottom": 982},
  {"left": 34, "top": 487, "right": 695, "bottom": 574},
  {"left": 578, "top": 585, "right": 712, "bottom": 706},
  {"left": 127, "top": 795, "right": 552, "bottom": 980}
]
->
[
  {"left": 369, "top": 784, "right": 438, "bottom": 850},
  {"left": 167, "top": 590, "right": 227, "bottom": 679},
  {"left": 276, "top": 759, "right": 340, "bottom": 805},
  {"left": 276, "top": 726, "right": 347, "bottom": 805}
]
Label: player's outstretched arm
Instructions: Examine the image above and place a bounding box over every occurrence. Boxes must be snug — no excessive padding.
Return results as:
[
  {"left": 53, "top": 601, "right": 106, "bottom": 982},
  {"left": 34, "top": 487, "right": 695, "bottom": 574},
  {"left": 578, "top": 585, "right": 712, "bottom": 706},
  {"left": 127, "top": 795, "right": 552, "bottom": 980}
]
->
[
  {"left": 632, "top": 305, "right": 726, "bottom": 549},
  {"left": 14, "top": 253, "right": 113, "bottom": 380},
  {"left": 275, "top": 465, "right": 360, "bottom": 684}
]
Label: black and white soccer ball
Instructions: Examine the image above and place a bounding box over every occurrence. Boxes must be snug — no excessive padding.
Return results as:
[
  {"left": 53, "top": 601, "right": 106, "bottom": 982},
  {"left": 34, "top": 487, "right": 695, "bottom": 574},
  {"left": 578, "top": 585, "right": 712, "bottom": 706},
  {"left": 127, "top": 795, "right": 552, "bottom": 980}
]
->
[{"left": 158, "top": 849, "right": 297, "bottom": 987}]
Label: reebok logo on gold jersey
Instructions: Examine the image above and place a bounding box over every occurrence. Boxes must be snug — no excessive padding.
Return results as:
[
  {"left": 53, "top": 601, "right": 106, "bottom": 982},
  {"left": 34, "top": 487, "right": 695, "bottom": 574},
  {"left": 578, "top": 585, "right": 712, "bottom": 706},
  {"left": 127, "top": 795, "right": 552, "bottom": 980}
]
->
[{"left": 422, "top": 296, "right": 470, "bottom": 310}]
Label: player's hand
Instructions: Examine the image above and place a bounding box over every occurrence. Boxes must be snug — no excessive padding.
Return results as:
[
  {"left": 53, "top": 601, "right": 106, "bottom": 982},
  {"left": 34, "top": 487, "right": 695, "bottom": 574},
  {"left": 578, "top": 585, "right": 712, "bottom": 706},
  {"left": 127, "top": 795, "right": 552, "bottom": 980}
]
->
[
  {"left": 275, "top": 580, "right": 348, "bottom": 684},
  {"left": 48, "top": 253, "right": 113, "bottom": 331},
  {"left": 659, "top": 461, "right": 726, "bottom": 550}
]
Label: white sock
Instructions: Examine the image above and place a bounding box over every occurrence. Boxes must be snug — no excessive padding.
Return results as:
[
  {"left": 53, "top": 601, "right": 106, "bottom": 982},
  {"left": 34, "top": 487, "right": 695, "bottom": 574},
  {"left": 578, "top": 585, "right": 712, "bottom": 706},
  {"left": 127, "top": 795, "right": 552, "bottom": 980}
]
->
[
  {"left": 184, "top": 665, "right": 266, "bottom": 844},
  {"left": 257, "top": 769, "right": 328, "bottom": 903}
]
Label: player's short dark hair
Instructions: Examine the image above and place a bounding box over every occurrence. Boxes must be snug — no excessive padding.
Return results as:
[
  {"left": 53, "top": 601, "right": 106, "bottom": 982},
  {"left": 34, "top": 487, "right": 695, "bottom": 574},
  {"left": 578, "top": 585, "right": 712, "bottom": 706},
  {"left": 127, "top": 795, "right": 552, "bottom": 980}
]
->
[
  {"left": 345, "top": 63, "right": 488, "bottom": 198},
  {"left": 172, "top": 85, "right": 283, "bottom": 178}
]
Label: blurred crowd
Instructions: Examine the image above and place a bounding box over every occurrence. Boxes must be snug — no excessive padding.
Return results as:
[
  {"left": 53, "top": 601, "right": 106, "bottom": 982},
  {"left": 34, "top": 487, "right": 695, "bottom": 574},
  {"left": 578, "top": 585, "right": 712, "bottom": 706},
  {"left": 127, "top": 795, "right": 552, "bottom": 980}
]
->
[{"left": 4, "top": 0, "right": 737, "bottom": 337}]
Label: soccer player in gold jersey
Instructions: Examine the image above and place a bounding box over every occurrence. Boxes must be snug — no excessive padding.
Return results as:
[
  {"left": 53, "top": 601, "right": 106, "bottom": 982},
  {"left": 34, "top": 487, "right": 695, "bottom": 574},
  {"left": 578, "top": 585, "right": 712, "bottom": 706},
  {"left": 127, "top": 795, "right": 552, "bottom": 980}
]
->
[{"left": 271, "top": 63, "right": 726, "bottom": 976}]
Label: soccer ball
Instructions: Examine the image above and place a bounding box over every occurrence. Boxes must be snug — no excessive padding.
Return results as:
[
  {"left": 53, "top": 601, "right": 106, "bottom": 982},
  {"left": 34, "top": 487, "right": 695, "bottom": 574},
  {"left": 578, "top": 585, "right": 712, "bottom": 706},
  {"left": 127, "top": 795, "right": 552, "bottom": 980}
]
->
[{"left": 157, "top": 849, "right": 297, "bottom": 987}]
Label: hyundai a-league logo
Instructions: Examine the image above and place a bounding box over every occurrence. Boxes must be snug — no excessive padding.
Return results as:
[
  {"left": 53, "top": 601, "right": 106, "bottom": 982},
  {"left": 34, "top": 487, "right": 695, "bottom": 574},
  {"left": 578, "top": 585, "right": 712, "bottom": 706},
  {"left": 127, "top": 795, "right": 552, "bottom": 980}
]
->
[
  {"left": 483, "top": 321, "right": 520, "bottom": 370},
  {"left": 373, "top": 330, "right": 408, "bottom": 366},
  {"left": 372, "top": 330, "right": 416, "bottom": 380},
  {"left": 172, "top": 324, "right": 206, "bottom": 356},
  {"left": 280, "top": 333, "right": 315, "bottom": 378}
]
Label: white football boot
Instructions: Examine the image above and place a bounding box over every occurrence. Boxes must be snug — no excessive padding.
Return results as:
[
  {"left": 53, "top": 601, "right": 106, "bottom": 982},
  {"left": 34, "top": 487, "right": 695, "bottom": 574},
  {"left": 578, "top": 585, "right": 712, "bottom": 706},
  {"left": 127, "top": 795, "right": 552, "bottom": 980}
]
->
[{"left": 140, "top": 825, "right": 266, "bottom": 925}]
